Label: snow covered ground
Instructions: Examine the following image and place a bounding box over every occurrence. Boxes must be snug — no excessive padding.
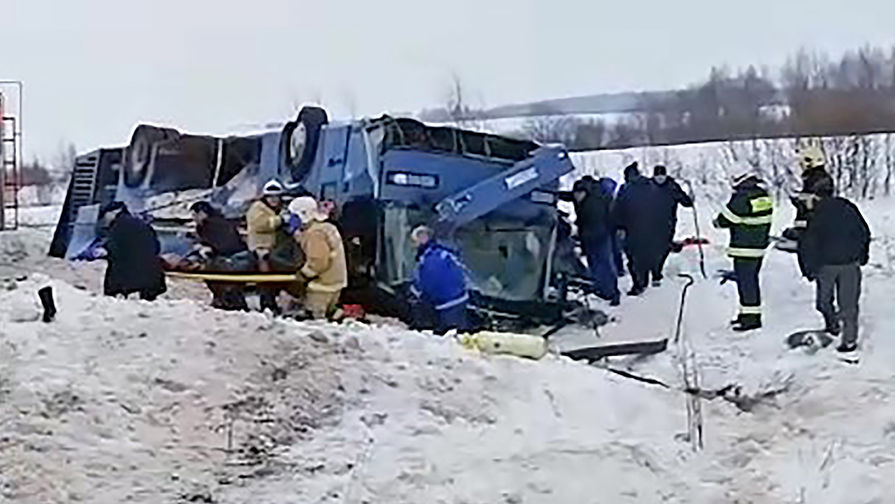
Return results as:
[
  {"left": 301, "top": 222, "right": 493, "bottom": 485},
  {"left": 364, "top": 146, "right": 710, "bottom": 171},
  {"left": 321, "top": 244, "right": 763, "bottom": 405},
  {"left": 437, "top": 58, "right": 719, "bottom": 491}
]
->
[{"left": 2, "top": 146, "right": 895, "bottom": 503}]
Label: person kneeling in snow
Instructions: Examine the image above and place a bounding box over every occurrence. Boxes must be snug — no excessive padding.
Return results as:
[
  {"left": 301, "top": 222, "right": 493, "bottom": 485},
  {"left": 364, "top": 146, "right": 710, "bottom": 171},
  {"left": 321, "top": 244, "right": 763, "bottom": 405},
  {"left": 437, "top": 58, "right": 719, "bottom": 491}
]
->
[
  {"left": 99, "top": 201, "right": 167, "bottom": 301},
  {"left": 288, "top": 196, "right": 348, "bottom": 320},
  {"left": 409, "top": 225, "right": 469, "bottom": 334},
  {"left": 797, "top": 177, "right": 871, "bottom": 355}
]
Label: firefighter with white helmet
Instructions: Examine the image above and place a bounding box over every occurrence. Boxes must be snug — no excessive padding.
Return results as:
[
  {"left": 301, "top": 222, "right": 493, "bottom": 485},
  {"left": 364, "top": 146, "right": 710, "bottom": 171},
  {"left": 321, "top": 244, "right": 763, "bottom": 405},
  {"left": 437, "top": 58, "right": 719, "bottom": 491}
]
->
[
  {"left": 713, "top": 164, "right": 773, "bottom": 332},
  {"left": 246, "top": 179, "right": 299, "bottom": 313},
  {"left": 287, "top": 196, "right": 347, "bottom": 319}
]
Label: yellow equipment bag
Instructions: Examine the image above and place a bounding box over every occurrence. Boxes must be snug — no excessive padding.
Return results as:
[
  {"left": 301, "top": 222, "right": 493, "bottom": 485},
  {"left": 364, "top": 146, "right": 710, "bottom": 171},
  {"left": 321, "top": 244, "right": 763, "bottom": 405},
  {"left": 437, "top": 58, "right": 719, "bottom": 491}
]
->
[{"left": 460, "top": 331, "right": 549, "bottom": 360}]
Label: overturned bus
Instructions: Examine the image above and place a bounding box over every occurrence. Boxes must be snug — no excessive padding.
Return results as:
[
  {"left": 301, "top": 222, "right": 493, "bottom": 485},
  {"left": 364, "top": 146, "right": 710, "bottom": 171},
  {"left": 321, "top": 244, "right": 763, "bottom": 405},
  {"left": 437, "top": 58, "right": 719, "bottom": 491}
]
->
[{"left": 50, "top": 107, "right": 595, "bottom": 328}]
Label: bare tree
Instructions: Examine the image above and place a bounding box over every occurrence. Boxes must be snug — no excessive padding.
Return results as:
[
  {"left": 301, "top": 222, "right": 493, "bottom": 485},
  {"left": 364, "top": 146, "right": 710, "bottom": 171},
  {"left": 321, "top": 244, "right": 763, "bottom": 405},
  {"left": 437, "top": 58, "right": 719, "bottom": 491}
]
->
[
  {"left": 569, "top": 119, "right": 607, "bottom": 150},
  {"left": 885, "top": 133, "right": 893, "bottom": 196},
  {"left": 442, "top": 74, "right": 488, "bottom": 130},
  {"left": 51, "top": 142, "right": 77, "bottom": 182},
  {"left": 521, "top": 115, "right": 577, "bottom": 145}
]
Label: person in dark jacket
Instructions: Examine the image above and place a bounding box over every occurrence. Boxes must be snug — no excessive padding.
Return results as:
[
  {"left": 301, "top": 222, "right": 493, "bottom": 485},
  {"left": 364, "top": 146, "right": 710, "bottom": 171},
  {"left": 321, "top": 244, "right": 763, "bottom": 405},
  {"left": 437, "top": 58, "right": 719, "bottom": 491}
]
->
[
  {"left": 100, "top": 202, "right": 167, "bottom": 301},
  {"left": 713, "top": 166, "right": 773, "bottom": 332},
  {"left": 651, "top": 165, "right": 693, "bottom": 284},
  {"left": 190, "top": 201, "right": 252, "bottom": 310},
  {"left": 781, "top": 143, "right": 834, "bottom": 247},
  {"left": 614, "top": 162, "right": 666, "bottom": 296},
  {"left": 409, "top": 225, "right": 469, "bottom": 334},
  {"left": 797, "top": 178, "right": 870, "bottom": 354},
  {"left": 192, "top": 202, "right": 247, "bottom": 257},
  {"left": 560, "top": 177, "right": 619, "bottom": 304}
]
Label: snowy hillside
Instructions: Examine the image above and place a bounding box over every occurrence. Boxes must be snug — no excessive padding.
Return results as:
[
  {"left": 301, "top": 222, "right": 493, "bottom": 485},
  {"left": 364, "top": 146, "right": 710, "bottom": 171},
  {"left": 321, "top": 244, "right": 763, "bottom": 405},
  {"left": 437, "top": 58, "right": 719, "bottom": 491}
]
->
[{"left": 2, "top": 141, "right": 895, "bottom": 502}]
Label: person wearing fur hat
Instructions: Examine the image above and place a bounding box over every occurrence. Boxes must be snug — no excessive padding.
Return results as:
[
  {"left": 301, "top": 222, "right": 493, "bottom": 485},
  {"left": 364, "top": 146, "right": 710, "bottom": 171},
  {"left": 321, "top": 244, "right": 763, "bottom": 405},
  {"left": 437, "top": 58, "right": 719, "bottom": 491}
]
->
[
  {"left": 713, "top": 165, "right": 773, "bottom": 332},
  {"left": 288, "top": 196, "right": 348, "bottom": 319}
]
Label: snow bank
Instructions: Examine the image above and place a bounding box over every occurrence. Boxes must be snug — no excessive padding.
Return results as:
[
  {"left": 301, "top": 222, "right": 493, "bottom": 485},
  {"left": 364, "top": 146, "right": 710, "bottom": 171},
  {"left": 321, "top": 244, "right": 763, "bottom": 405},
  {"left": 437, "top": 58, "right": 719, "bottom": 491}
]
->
[
  {"left": 0, "top": 228, "right": 54, "bottom": 274},
  {"left": 17, "top": 204, "right": 63, "bottom": 228},
  {"left": 17, "top": 184, "right": 66, "bottom": 207},
  {"left": 3, "top": 141, "right": 895, "bottom": 502},
  {"left": 4, "top": 234, "right": 895, "bottom": 503},
  {"left": 0, "top": 276, "right": 348, "bottom": 502}
]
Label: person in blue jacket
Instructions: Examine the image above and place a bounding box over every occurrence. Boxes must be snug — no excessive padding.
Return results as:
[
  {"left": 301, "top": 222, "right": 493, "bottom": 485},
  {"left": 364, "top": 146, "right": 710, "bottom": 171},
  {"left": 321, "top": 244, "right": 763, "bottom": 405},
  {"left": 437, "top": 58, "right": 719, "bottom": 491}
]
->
[
  {"left": 598, "top": 176, "right": 625, "bottom": 278},
  {"left": 557, "top": 177, "right": 620, "bottom": 305},
  {"left": 409, "top": 225, "right": 469, "bottom": 334}
]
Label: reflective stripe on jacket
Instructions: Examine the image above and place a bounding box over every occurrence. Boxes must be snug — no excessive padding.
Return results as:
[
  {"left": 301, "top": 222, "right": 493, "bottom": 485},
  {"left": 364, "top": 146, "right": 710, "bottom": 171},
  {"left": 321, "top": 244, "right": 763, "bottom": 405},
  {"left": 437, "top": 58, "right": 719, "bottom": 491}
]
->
[{"left": 716, "top": 178, "right": 772, "bottom": 259}]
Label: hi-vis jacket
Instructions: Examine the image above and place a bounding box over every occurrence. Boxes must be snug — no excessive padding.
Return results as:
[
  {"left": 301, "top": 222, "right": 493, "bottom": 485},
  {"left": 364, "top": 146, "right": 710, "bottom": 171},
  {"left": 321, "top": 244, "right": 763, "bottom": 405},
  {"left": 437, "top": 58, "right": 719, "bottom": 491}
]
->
[{"left": 715, "top": 178, "right": 773, "bottom": 259}]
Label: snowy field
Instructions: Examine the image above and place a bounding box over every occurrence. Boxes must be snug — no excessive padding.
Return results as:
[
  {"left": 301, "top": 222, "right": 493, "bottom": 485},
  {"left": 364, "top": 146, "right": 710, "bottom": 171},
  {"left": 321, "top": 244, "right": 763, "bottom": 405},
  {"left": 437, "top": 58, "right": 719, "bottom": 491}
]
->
[{"left": 2, "top": 143, "right": 895, "bottom": 503}]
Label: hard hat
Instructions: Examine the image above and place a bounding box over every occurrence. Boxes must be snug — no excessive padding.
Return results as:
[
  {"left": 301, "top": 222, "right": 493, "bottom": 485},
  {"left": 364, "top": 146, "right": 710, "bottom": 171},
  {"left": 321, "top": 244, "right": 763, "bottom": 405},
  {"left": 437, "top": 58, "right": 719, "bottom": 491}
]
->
[
  {"left": 797, "top": 142, "right": 826, "bottom": 172},
  {"left": 729, "top": 163, "right": 755, "bottom": 186},
  {"left": 288, "top": 196, "right": 325, "bottom": 223},
  {"left": 261, "top": 179, "right": 284, "bottom": 196}
]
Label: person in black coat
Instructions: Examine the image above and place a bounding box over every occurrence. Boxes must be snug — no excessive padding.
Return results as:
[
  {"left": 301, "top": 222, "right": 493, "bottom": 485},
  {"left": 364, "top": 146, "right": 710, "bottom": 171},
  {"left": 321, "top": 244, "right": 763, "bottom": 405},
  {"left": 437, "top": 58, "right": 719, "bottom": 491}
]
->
[
  {"left": 614, "top": 163, "right": 665, "bottom": 296},
  {"left": 651, "top": 165, "right": 693, "bottom": 283},
  {"left": 797, "top": 178, "right": 870, "bottom": 354},
  {"left": 100, "top": 202, "right": 167, "bottom": 301}
]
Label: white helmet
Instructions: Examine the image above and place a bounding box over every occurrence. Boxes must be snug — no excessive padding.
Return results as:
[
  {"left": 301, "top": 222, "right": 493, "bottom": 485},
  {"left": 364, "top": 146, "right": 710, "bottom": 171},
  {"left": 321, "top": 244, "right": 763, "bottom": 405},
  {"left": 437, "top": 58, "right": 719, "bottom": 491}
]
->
[
  {"left": 729, "top": 163, "right": 755, "bottom": 186},
  {"left": 261, "top": 179, "right": 284, "bottom": 197},
  {"left": 288, "top": 196, "right": 326, "bottom": 223},
  {"left": 797, "top": 142, "right": 826, "bottom": 172}
]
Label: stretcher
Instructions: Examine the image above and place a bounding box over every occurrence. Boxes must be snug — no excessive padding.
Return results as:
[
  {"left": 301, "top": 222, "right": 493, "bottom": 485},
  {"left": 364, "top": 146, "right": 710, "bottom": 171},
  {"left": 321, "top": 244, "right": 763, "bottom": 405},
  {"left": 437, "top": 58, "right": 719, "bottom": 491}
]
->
[{"left": 165, "top": 271, "right": 301, "bottom": 283}]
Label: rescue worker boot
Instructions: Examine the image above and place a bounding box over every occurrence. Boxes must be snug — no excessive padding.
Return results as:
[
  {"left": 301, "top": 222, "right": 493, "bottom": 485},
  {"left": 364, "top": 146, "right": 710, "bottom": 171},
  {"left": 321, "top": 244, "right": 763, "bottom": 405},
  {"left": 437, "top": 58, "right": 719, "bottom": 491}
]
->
[{"left": 733, "top": 315, "right": 762, "bottom": 332}]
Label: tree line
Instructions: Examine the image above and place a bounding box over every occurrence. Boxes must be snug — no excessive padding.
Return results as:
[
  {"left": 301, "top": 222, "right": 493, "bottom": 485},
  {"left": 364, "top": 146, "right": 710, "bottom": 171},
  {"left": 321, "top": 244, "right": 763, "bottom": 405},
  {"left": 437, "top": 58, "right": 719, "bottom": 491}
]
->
[{"left": 520, "top": 44, "right": 895, "bottom": 151}]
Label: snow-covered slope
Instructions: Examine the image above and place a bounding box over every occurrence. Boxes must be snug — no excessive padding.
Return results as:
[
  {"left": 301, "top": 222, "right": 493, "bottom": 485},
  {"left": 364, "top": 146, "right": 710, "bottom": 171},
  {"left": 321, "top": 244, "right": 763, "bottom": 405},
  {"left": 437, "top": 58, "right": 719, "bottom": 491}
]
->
[{"left": 2, "top": 141, "right": 895, "bottom": 502}]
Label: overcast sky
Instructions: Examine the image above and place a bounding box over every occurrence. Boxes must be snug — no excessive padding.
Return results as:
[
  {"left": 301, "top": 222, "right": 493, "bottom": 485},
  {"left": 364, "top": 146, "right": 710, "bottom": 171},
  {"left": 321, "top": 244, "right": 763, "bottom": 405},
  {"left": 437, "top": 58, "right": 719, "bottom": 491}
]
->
[{"left": 5, "top": 0, "right": 895, "bottom": 162}]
